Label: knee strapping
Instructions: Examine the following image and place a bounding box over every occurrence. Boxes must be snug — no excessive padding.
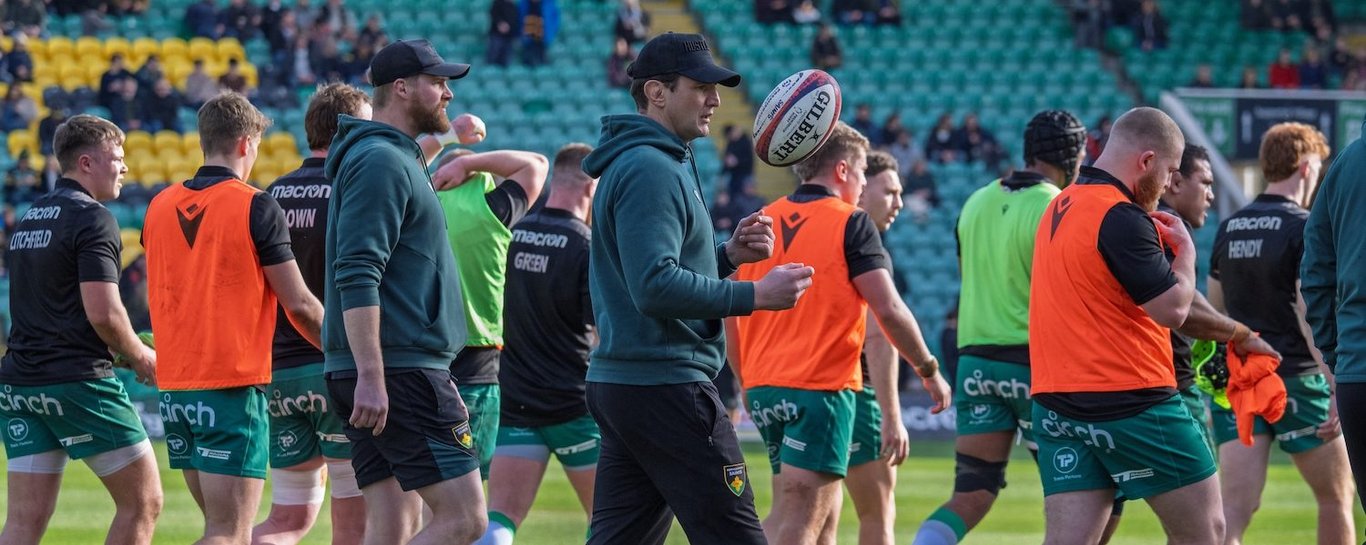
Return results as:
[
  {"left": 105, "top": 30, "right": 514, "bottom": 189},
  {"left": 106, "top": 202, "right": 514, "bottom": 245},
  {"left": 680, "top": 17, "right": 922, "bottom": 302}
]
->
[
  {"left": 7, "top": 449, "right": 67, "bottom": 474},
  {"left": 271, "top": 466, "right": 326, "bottom": 506},
  {"left": 326, "top": 460, "right": 362, "bottom": 499},
  {"left": 953, "top": 453, "right": 1008, "bottom": 495},
  {"left": 83, "top": 440, "right": 152, "bottom": 477}
]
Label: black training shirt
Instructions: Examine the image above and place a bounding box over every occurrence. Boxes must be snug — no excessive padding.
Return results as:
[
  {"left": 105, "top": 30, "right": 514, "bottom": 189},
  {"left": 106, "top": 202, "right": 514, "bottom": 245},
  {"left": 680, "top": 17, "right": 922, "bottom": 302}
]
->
[
  {"left": 1156, "top": 202, "right": 1196, "bottom": 390},
  {"left": 499, "top": 206, "right": 594, "bottom": 426},
  {"left": 267, "top": 158, "right": 329, "bottom": 370},
  {"left": 1, "top": 179, "right": 122, "bottom": 385},
  {"left": 1211, "top": 194, "right": 1317, "bottom": 376}
]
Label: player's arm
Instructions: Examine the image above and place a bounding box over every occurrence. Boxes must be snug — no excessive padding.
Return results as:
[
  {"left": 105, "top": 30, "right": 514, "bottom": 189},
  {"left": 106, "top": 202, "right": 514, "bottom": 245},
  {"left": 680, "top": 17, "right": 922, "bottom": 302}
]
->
[
  {"left": 1141, "top": 211, "right": 1196, "bottom": 328},
  {"left": 854, "top": 269, "right": 949, "bottom": 413},
  {"left": 863, "top": 307, "right": 908, "bottom": 464},
  {"left": 1301, "top": 185, "right": 1340, "bottom": 372},
  {"left": 1176, "top": 291, "right": 1275, "bottom": 357},
  {"left": 1099, "top": 206, "right": 1192, "bottom": 328},
  {"left": 1206, "top": 277, "right": 1226, "bottom": 313},
  {"left": 431, "top": 150, "right": 548, "bottom": 205},
  {"left": 77, "top": 209, "right": 154, "bottom": 384},
  {"left": 253, "top": 193, "right": 323, "bottom": 348}
]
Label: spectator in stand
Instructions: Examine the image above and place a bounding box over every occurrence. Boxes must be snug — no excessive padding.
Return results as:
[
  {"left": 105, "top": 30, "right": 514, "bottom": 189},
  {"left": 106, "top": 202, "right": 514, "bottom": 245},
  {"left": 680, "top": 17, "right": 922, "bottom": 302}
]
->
[
  {"left": 289, "top": 35, "right": 316, "bottom": 86},
  {"left": 141, "top": 78, "right": 183, "bottom": 133},
  {"left": 317, "top": 0, "right": 357, "bottom": 36},
  {"left": 185, "top": 0, "right": 222, "bottom": 38},
  {"left": 887, "top": 130, "right": 923, "bottom": 176},
  {"left": 792, "top": 0, "right": 822, "bottom": 24},
  {"left": 754, "top": 0, "right": 793, "bottom": 24},
  {"left": 1329, "top": 37, "right": 1356, "bottom": 77},
  {"left": 7, "top": 35, "right": 32, "bottom": 83},
  {"left": 267, "top": 8, "right": 298, "bottom": 61},
  {"left": 1242, "top": 0, "right": 1273, "bottom": 29},
  {"left": 183, "top": 59, "right": 218, "bottom": 109},
  {"left": 850, "top": 103, "right": 877, "bottom": 141},
  {"left": 1270, "top": 0, "right": 1302, "bottom": 31},
  {"left": 875, "top": 0, "right": 901, "bottom": 25},
  {"left": 902, "top": 158, "right": 939, "bottom": 222},
  {"left": 1133, "top": 0, "right": 1168, "bottom": 51},
  {"left": 832, "top": 0, "right": 875, "bottom": 25},
  {"left": 219, "top": 58, "right": 249, "bottom": 95},
  {"left": 357, "top": 14, "right": 387, "bottom": 50},
  {"left": 107, "top": 78, "right": 143, "bottom": 131},
  {"left": 1270, "top": 47, "right": 1301, "bottom": 88},
  {"left": 0, "top": 83, "right": 36, "bottom": 131},
  {"left": 1086, "top": 114, "right": 1111, "bottom": 162},
  {"left": 342, "top": 41, "right": 375, "bottom": 85},
  {"left": 1240, "top": 64, "right": 1264, "bottom": 88},
  {"left": 810, "top": 23, "right": 843, "bottom": 72},
  {"left": 39, "top": 154, "right": 59, "bottom": 192},
  {"left": 614, "top": 0, "right": 651, "bottom": 45},
  {"left": 953, "top": 113, "right": 1000, "bottom": 164},
  {"left": 2, "top": 0, "right": 45, "bottom": 37},
  {"left": 98, "top": 54, "right": 134, "bottom": 110},
  {"left": 721, "top": 124, "right": 754, "bottom": 197},
  {"left": 109, "top": 0, "right": 150, "bottom": 16},
  {"left": 488, "top": 0, "right": 518, "bottom": 66},
  {"left": 37, "top": 107, "right": 65, "bottom": 155},
  {"left": 80, "top": 3, "right": 115, "bottom": 37},
  {"left": 880, "top": 111, "right": 907, "bottom": 149},
  {"left": 519, "top": 0, "right": 560, "bottom": 66},
  {"left": 4, "top": 150, "right": 40, "bottom": 204},
  {"left": 606, "top": 37, "right": 634, "bottom": 89},
  {"left": 1300, "top": 46, "right": 1328, "bottom": 89},
  {"left": 135, "top": 54, "right": 165, "bottom": 90},
  {"left": 1189, "top": 64, "right": 1216, "bottom": 88},
  {"left": 311, "top": 39, "right": 344, "bottom": 83},
  {"left": 220, "top": 0, "right": 262, "bottom": 40},
  {"left": 260, "top": 0, "right": 287, "bottom": 41},
  {"left": 1072, "top": 0, "right": 1108, "bottom": 49},
  {"left": 925, "top": 112, "right": 958, "bottom": 163}
]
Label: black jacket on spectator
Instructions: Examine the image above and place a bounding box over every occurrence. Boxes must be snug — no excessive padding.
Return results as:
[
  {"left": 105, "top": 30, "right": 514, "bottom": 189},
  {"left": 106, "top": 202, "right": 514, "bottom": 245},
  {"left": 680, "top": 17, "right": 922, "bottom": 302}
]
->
[
  {"left": 220, "top": 1, "right": 260, "bottom": 40},
  {"left": 754, "top": 0, "right": 793, "bottom": 24},
  {"left": 185, "top": 0, "right": 219, "bottom": 37},
  {"left": 38, "top": 112, "right": 63, "bottom": 156},
  {"left": 6, "top": 48, "right": 31, "bottom": 82},
  {"left": 140, "top": 90, "right": 182, "bottom": 133}
]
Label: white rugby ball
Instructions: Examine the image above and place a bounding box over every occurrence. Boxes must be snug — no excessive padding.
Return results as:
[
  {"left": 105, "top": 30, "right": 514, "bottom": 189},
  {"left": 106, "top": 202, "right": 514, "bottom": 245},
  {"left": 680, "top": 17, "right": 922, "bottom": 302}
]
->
[{"left": 753, "top": 69, "right": 843, "bottom": 167}]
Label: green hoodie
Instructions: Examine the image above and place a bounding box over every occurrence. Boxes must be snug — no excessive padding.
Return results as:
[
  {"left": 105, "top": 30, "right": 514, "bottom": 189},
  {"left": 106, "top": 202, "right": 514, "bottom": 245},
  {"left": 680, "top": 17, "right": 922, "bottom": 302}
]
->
[
  {"left": 322, "top": 116, "right": 468, "bottom": 373},
  {"left": 1302, "top": 119, "right": 1366, "bottom": 383},
  {"left": 582, "top": 114, "right": 756, "bottom": 385}
]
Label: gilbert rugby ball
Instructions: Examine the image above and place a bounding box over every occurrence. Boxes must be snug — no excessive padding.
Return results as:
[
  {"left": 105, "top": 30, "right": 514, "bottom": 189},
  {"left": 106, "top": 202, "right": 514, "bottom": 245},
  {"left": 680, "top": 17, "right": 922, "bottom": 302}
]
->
[{"left": 753, "top": 69, "right": 843, "bottom": 167}]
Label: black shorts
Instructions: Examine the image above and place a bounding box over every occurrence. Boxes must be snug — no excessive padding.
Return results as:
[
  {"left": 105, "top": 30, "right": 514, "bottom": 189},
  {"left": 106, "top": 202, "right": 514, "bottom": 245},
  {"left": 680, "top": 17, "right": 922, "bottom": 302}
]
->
[{"left": 326, "top": 368, "right": 479, "bottom": 491}]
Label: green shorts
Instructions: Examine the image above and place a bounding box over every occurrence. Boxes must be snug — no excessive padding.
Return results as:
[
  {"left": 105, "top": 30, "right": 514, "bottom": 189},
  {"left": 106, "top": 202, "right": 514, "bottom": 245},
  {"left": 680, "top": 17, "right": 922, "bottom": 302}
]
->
[
  {"left": 848, "top": 386, "right": 883, "bottom": 467},
  {"left": 161, "top": 387, "right": 269, "bottom": 479},
  {"left": 956, "top": 355, "right": 1034, "bottom": 445},
  {"left": 1033, "top": 395, "right": 1217, "bottom": 500},
  {"left": 457, "top": 383, "right": 500, "bottom": 479},
  {"left": 495, "top": 414, "right": 601, "bottom": 469},
  {"left": 1210, "top": 373, "right": 1332, "bottom": 454},
  {"left": 747, "top": 386, "right": 855, "bottom": 477},
  {"left": 267, "top": 364, "right": 350, "bottom": 468},
  {"left": 0, "top": 377, "right": 148, "bottom": 460},
  {"left": 1180, "top": 385, "right": 1214, "bottom": 452}
]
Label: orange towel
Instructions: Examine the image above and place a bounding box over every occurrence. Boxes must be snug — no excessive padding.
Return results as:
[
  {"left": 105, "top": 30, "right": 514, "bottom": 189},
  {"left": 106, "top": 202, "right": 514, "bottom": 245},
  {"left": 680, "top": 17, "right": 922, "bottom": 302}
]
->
[{"left": 1225, "top": 343, "right": 1287, "bottom": 446}]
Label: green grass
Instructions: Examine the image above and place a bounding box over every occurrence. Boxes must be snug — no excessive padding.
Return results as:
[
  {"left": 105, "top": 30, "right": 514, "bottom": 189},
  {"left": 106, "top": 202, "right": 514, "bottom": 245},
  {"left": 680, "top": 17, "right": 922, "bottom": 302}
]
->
[{"left": 1, "top": 441, "right": 1359, "bottom": 544}]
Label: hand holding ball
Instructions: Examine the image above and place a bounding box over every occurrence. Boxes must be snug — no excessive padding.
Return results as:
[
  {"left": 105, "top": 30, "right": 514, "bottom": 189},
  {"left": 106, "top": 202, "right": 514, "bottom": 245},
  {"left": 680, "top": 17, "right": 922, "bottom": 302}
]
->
[{"left": 753, "top": 69, "right": 843, "bottom": 167}]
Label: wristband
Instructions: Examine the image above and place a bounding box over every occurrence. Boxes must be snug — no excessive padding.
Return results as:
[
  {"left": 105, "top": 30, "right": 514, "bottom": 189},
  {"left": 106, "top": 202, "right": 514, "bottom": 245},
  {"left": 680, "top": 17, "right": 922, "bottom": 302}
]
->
[
  {"left": 1228, "top": 322, "right": 1251, "bottom": 344},
  {"left": 915, "top": 356, "right": 939, "bottom": 379},
  {"left": 434, "top": 126, "right": 460, "bottom": 148}
]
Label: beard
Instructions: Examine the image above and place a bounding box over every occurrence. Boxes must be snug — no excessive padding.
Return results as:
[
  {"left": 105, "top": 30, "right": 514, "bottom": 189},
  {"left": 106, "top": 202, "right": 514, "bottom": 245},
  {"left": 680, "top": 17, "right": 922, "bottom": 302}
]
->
[
  {"left": 409, "top": 99, "right": 450, "bottom": 135},
  {"left": 1134, "top": 170, "right": 1165, "bottom": 212}
]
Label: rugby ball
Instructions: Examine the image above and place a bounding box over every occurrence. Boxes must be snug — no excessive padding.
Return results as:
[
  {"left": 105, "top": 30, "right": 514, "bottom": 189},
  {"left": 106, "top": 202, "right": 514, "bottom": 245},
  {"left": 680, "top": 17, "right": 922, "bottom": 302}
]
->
[{"left": 753, "top": 69, "right": 843, "bottom": 167}]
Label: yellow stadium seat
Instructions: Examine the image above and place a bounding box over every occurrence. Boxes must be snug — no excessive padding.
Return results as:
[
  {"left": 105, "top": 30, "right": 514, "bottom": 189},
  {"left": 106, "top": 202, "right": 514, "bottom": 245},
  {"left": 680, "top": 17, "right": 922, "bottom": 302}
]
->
[
  {"left": 216, "top": 37, "right": 244, "bottom": 63},
  {"left": 187, "top": 37, "right": 215, "bottom": 63},
  {"left": 1, "top": 35, "right": 15, "bottom": 53},
  {"left": 266, "top": 132, "right": 297, "bottom": 156},
  {"left": 24, "top": 38, "right": 44, "bottom": 58},
  {"left": 205, "top": 59, "right": 227, "bottom": 78},
  {"left": 240, "top": 63, "right": 258, "bottom": 88},
  {"left": 131, "top": 38, "right": 160, "bottom": 64},
  {"left": 124, "top": 131, "right": 154, "bottom": 156},
  {"left": 8, "top": 129, "right": 36, "bottom": 159},
  {"left": 32, "top": 76, "right": 57, "bottom": 96},
  {"left": 103, "top": 37, "right": 130, "bottom": 61},
  {"left": 160, "top": 38, "right": 188, "bottom": 62},
  {"left": 165, "top": 157, "right": 195, "bottom": 183},
  {"left": 153, "top": 131, "right": 181, "bottom": 156},
  {"left": 84, "top": 62, "right": 106, "bottom": 87},
  {"left": 181, "top": 132, "right": 201, "bottom": 157},
  {"left": 164, "top": 59, "right": 192, "bottom": 89},
  {"left": 31, "top": 61, "right": 57, "bottom": 82},
  {"left": 59, "top": 63, "right": 87, "bottom": 91},
  {"left": 75, "top": 37, "right": 103, "bottom": 61}
]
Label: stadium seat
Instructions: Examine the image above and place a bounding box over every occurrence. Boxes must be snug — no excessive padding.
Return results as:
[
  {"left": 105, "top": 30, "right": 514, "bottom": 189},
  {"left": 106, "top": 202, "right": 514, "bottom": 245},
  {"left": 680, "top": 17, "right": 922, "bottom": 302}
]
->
[
  {"left": 44, "top": 36, "right": 74, "bottom": 58},
  {"left": 131, "top": 37, "right": 161, "bottom": 65},
  {"left": 216, "top": 37, "right": 245, "bottom": 63},
  {"left": 102, "top": 37, "right": 130, "bottom": 61},
  {"left": 188, "top": 37, "right": 216, "bottom": 63},
  {"left": 160, "top": 37, "right": 188, "bottom": 62},
  {"left": 124, "top": 131, "right": 153, "bottom": 157},
  {"left": 153, "top": 131, "right": 182, "bottom": 156},
  {"left": 75, "top": 37, "right": 103, "bottom": 61}
]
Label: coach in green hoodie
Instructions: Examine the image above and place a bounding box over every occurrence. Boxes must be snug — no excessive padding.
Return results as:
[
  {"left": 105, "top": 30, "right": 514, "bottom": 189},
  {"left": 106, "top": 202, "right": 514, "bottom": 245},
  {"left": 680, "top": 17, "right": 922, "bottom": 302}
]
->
[
  {"left": 1302, "top": 119, "right": 1366, "bottom": 512},
  {"left": 322, "top": 39, "right": 487, "bottom": 545},
  {"left": 580, "top": 32, "right": 814, "bottom": 545}
]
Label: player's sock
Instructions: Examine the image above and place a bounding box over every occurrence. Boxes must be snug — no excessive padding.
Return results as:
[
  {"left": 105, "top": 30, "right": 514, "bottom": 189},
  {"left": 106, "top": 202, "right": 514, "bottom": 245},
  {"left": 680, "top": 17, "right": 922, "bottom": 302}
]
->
[
  {"left": 475, "top": 511, "right": 517, "bottom": 545},
  {"left": 912, "top": 507, "right": 968, "bottom": 545}
]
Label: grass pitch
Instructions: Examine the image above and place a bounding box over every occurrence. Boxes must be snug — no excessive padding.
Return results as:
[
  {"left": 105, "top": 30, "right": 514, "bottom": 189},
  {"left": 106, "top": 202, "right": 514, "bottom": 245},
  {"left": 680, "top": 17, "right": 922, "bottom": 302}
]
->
[{"left": 2, "top": 441, "right": 1358, "bottom": 544}]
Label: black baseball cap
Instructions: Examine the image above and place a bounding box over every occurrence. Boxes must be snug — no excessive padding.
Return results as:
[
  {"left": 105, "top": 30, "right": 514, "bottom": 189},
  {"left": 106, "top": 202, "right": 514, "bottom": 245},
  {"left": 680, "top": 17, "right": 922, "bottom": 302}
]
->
[
  {"left": 369, "top": 39, "right": 471, "bottom": 87},
  {"left": 627, "top": 32, "right": 741, "bottom": 87}
]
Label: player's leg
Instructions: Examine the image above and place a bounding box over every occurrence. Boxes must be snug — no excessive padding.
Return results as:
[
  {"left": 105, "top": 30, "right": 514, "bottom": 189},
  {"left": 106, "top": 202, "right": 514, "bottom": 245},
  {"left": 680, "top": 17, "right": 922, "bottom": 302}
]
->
[
  {"left": 412, "top": 471, "right": 487, "bottom": 545},
  {"left": 252, "top": 458, "right": 325, "bottom": 545},
  {"left": 1119, "top": 396, "right": 1223, "bottom": 544},
  {"left": 478, "top": 426, "right": 552, "bottom": 545},
  {"left": 748, "top": 386, "right": 853, "bottom": 544},
  {"left": 1145, "top": 476, "right": 1225, "bottom": 545},
  {"left": 323, "top": 457, "right": 366, "bottom": 545},
  {"left": 774, "top": 465, "right": 844, "bottom": 545},
  {"left": 195, "top": 472, "right": 267, "bottom": 545},
  {"left": 359, "top": 477, "right": 423, "bottom": 545},
  {"left": 544, "top": 413, "right": 602, "bottom": 517},
  {"left": 88, "top": 441, "right": 161, "bottom": 545},
  {"left": 0, "top": 451, "right": 66, "bottom": 545},
  {"left": 456, "top": 383, "right": 501, "bottom": 480},
  {"left": 1290, "top": 437, "right": 1356, "bottom": 545},
  {"left": 1215, "top": 438, "right": 1271, "bottom": 544},
  {"left": 326, "top": 374, "right": 422, "bottom": 545},
  {"left": 845, "top": 386, "right": 895, "bottom": 545},
  {"left": 1043, "top": 489, "right": 1114, "bottom": 545}
]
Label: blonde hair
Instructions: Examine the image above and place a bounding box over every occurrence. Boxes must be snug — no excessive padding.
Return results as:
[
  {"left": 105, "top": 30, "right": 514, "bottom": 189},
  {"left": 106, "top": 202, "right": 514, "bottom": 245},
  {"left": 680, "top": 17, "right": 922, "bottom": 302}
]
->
[
  {"left": 198, "top": 92, "right": 271, "bottom": 157},
  {"left": 791, "top": 121, "right": 870, "bottom": 181}
]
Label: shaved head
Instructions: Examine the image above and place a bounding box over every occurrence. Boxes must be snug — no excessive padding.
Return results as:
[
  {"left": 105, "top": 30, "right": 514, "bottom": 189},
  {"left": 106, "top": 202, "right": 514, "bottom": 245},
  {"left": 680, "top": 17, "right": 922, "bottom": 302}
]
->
[
  {"left": 1094, "top": 107, "right": 1186, "bottom": 211},
  {"left": 1107, "top": 107, "right": 1185, "bottom": 162}
]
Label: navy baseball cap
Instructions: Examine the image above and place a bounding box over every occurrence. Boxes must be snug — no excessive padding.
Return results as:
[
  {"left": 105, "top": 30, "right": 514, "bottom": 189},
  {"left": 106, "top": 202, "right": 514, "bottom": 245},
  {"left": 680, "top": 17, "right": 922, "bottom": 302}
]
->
[
  {"left": 369, "top": 39, "right": 471, "bottom": 86},
  {"left": 627, "top": 32, "right": 741, "bottom": 87}
]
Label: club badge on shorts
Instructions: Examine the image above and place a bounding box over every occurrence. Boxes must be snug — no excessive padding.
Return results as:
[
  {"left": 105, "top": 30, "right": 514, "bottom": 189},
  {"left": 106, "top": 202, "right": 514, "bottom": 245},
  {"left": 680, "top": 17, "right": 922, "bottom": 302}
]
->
[
  {"left": 453, "top": 421, "right": 474, "bottom": 450},
  {"left": 724, "top": 463, "right": 747, "bottom": 496}
]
